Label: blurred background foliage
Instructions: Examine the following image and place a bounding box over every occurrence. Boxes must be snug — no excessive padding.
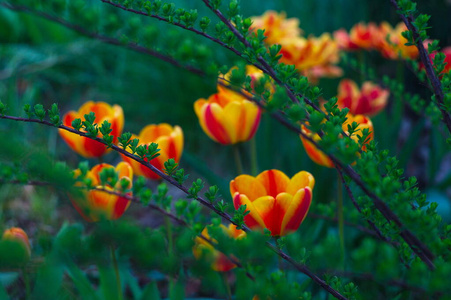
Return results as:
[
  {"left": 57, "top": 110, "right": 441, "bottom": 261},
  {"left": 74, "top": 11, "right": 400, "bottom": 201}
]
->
[{"left": 0, "top": 0, "right": 451, "bottom": 299}]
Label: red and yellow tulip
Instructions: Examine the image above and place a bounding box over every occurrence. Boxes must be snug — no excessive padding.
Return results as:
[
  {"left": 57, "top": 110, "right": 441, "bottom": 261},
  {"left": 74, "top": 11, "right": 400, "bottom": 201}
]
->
[
  {"left": 230, "top": 170, "right": 314, "bottom": 236},
  {"left": 300, "top": 114, "right": 374, "bottom": 168},
  {"left": 193, "top": 224, "right": 246, "bottom": 272},
  {"left": 334, "top": 22, "right": 379, "bottom": 50},
  {"left": 337, "top": 79, "right": 389, "bottom": 116},
  {"left": 2, "top": 228, "right": 31, "bottom": 258},
  {"left": 71, "top": 162, "right": 133, "bottom": 222},
  {"left": 59, "top": 101, "right": 124, "bottom": 158},
  {"left": 194, "top": 86, "right": 261, "bottom": 145},
  {"left": 121, "top": 124, "right": 183, "bottom": 179},
  {"left": 250, "top": 11, "right": 302, "bottom": 45}
]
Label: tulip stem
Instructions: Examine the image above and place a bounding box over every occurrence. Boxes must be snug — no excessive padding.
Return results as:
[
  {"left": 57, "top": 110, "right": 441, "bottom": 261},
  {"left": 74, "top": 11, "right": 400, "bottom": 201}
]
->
[
  {"left": 337, "top": 175, "right": 345, "bottom": 268},
  {"left": 165, "top": 217, "right": 176, "bottom": 298},
  {"left": 22, "top": 267, "right": 30, "bottom": 299},
  {"left": 249, "top": 137, "right": 258, "bottom": 176},
  {"left": 110, "top": 245, "right": 123, "bottom": 300},
  {"left": 221, "top": 273, "right": 232, "bottom": 300},
  {"left": 233, "top": 145, "right": 244, "bottom": 174}
]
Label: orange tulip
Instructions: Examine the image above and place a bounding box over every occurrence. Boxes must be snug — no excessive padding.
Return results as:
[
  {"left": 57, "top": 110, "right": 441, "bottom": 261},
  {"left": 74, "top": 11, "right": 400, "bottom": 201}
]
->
[
  {"left": 193, "top": 224, "right": 246, "bottom": 272},
  {"left": 59, "top": 101, "right": 124, "bottom": 158},
  {"left": 375, "top": 22, "right": 419, "bottom": 60},
  {"left": 194, "top": 86, "right": 261, "bottom": 145},
  {"left": 250, "top": 11, "right": 302, "bottom": 45},
  {"left": 71, "top": 162, "right": 133, "bottom": 222},
  {"left": 300, "top": 114, "right": 374, "bottom": 168},
  {"left": 230, "top": 170, "right": 314, "bottom": 236},
  {"left": 2, "top": 228, "right": 31, "bottom": 258},
  {"left": 121, "top": 124, "right": 183, "bottom": 179},
  {"left": 337, "top": 79, "right": 389, "bottom": 116}
]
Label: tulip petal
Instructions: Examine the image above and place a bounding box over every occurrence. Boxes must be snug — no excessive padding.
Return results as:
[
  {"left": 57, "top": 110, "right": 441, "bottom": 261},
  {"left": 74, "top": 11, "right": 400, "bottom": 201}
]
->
[
  {"left": 233, "top": 193, "right": 266, "bottom": 229},
  {"left": 230, "top": 175, "right": 267, "bottom": 202},
  {"left": 256, "top": 169, "right": 290, "bottom": 198},
  {"left": 280, "top": 187, "right": 312, "bottom": 236},
  {"left": 286, "top": 171, "right": 315, "bottom": 195}
]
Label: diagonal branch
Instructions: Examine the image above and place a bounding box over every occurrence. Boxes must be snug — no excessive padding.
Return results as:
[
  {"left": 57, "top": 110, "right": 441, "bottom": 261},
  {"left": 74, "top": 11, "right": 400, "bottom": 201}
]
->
[
  {"left": 1, "top": 2, "right": 205, "bottom": 77},
  {"left": 389, "top": 0, "right": 451, "bottom": 134}
]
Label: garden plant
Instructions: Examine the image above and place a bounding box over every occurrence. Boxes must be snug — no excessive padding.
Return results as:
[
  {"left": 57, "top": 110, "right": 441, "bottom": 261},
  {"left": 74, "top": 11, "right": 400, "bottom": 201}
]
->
[{"left": 0, "top": 0, "right": 451, "bottom": 299}]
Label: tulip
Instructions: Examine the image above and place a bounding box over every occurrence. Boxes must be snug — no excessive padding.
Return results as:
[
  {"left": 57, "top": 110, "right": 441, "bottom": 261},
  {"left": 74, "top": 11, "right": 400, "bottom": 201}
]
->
[
  {"left": 230, "top": 170, "right": 314, "bottom": 236},
  {"left": 59, "top": 101, "right": 124, "bottom": 158},
  {"left": 0, "top": 228, "right": 31, "bottom": 266},
  {"left": 193, "top": 224, "right": 246, "bottom": 272},
  {"left": 337, "top": 79, "right": 389, "bottom": 116},
  {"left": 194, "top": 87, "right": 261, "bottom": 145},
  {"left": 334, "top": 22, "right": 379, "bottom": 51},
  {"left": 71, "top": 162, "right": 133, "bottom": 222},
  {"left": 250, "top": 11, "right": 302, "bottom": 45},
  {"left": 300, "top": 114, "right": 374, "bottom": 168},
  {"left": 121, "top": 124, "right": 183, "bottom": 179}
]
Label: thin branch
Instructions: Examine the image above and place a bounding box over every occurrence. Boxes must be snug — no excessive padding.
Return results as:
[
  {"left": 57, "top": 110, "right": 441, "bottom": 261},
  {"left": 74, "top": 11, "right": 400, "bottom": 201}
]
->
[
  {"left": 0, "top": 114, "right": 347, "bottom": 300},
  {"left": 389, "top": 0, "right": 451, "bottom": 134},
  {"left": 0, "top": 178, "right": 255, "bottom": 280},
  {"left": 1, "top": 3, "right": 205, "bottom": 77}
]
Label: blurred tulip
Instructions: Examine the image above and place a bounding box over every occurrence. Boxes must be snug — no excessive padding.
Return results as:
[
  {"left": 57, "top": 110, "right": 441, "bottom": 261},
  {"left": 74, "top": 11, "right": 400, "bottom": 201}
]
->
[
  {"left": 279, "top": 34, "right": 342, "bottom": 81},
  {"left": 300, "top": 114, "right": 374, "bottom": 168},
  {"left": 337, "top": 79, "right": 389, "bottom": 116},
  {"left": 425, "top": 46, "right": 451, "bottom": 76},
  {"left": 59, "top": 101, "right": 124, "bottom": 158},
  {"left": 121, "top": 124, "right": 183, "bottom": 179},
  {"left": 334, "top": 22, "right": 379, "bottom": 50},
  {"left": 251, "top": 11, "right": 302, "bottom": 45},
  {"left": 375, "top": 22, "right": 419, "bottom": 60},
  {"left": 2, "top": 227, "right": 31, "bottom": 257},
  {"left": 71, "top": 162, "right": 133, "bottom": 222},
  {"left": 193, "top": 224, "right": 246, "bottom": 272},
  {"left": 194, "top": 86, "right": 261, "bottom": 145},
  {"left": 230, "top": 170, "right": 314, "bottom": 236}
]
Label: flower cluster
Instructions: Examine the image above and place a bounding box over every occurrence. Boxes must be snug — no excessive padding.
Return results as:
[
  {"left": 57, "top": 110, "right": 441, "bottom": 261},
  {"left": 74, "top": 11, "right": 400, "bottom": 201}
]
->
[
  {"left": 334, "top": 22, "right": 419, "bottom": 60},
  {"left": 60, "top": 101, "right": 184, "bottom": 221},
  {"left": 251, "top": 11, "right": 341, "bottom": 81}
]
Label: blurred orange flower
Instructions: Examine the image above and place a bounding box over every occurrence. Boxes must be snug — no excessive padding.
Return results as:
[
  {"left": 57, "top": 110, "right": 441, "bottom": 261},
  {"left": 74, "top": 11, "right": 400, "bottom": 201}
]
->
[
  {"left": 59, "top": 101, "right": 124, "bottom": 158},
  {"left": 300, "top": 114, "right": 374, "bottom": 168},
  {"left": 194, "top": 86, "right": 261, "bottom": 145},
  {"left": 375, "top": 22, "right": 419, "bottom": 60},
  {"left": 193, "top": 224, "right": 246, "bottom": 272},
  {"left": 2, "top": 227, "right": 31, "bottom": 258},
  {"left": 121, "top": 124, "right": 183, "bottom": 180},
  {"left": 230, "top": 170, "right": 314, "bottom": 236},
  {"left": 71, "top": 162, "right": 133, "bottom": 222},
  {"left": 250, "top": 11, "right": 302, "bottom": 45},
  {"left": 337, "top": 79, "right": 389, "bottom": 116}
]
